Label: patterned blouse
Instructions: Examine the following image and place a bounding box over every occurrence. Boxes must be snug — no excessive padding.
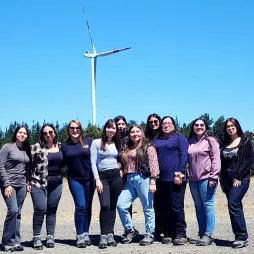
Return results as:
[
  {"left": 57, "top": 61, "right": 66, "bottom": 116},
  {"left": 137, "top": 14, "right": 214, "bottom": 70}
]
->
[
  {"left": 123, "top": 145, "right": 160, "bottom": 178},
  {"left": 30, "top": 142, "right": 62, "bottom": 188}
]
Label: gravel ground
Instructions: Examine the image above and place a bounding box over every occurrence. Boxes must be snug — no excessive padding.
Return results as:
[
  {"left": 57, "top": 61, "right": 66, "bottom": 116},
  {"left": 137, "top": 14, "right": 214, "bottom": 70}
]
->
[{"left": 0, "top": 180, "right": 254, "bottom": 253}]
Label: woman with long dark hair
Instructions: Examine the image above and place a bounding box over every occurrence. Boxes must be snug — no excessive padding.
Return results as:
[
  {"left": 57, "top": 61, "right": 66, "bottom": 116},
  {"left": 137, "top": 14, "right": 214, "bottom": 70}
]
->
[
  {"left": 117, "top": 124, "right": 159, "bottom": 246},
  {"left": 145, "top": 113, "right": 161, "bottom": 141},
  {"left": 145, "top": 113, "right": 161, "bottom": 239},
  {"left": 30, "top": 123, "right": 64, "bottom": 249},
  {"left": 188, "top": 118, "right": 221, "bottom": 246},
  {"left": 61, "top": 120, "right": 93, "bottom": 248},
  {"left": 90, "top": 119, "right": 122, "bottom": 249},
  {"left": 220, "top": 117, "right": 253, "bottom": 249},
  {"left": 114, "top": 115, "right": 128, "bottom": 151},
  {"left": 153, "top": 116, "right": 188, "bottom": 245},
  {"left": 0, "top": 126, "right": 31, "bottom": 252}
]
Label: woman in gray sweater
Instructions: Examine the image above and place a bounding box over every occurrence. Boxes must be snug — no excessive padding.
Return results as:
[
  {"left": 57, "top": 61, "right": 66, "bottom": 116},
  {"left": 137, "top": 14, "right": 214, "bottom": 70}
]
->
[
  {"left": 90, "top": 119, "right": 122, "bottom": 249},
  {"left": 0, "top": 126, "right": 31, "bottom": 252}
]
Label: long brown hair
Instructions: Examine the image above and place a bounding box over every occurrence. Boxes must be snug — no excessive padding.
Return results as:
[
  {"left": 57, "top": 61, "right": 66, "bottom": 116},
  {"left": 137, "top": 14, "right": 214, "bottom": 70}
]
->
[
  {"left": 100, "top": 119, "right": 120, "bottom": 151},
  {"left": 121, "top": 124, "right": 152, "bottom": 169},
  {"left": 223, "top": 117, "right": 244, "bottom": 146},
  {"left": 66, "top": 120, "right": 87, "bottom": 148}
]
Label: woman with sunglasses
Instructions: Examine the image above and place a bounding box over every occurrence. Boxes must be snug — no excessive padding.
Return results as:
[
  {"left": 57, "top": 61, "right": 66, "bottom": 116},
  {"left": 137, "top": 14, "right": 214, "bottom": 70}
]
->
[
  {"left": 188, "top": 118, "right": 221, "bottom": 246},
  {"left": 145, "top": 113, "right": 161, "bottom": 240},
  {"left": 61, "top": 120, "right": 93, "bottom": 248},
  {"left": 220, "top": 117, "right": 253, "bottom": 249},
  {"left": 90, "top": 119, "right": 122, "bottom": 249},
  {"left": 145, "top": 113, "right": 161, "bottom": 141},
  {"left": 153, "top": 116, "right": 188, "bottom": 246},
  {"left": 30, "top": 123, "right": 64, "bottom": 249},
  {"left": 0, "top": 126, "right": 31, "bottom": 252}
]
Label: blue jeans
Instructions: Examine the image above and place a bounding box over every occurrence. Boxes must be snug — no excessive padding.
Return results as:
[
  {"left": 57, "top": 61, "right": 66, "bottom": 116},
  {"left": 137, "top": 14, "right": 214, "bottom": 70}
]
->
[
  {"left": 221, "top": 176, "right": 249, "bottom": 241},
  {"left": 117, "top": 173, "right": 155, "bottom": 233},
  {"left": 68, "top": 179, "right": 90, "bottom": 235},
  {"left": 1, "top": 186, "right": 26, "bottom": 247},
  {"left": 189, "top": 179, "right": 217, "bottom": 236}
]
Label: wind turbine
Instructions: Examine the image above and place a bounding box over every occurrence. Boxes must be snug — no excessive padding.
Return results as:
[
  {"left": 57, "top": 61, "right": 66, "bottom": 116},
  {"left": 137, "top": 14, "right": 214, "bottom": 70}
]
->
[{"left": 82, "top": 7, "right": 131, "bottom": 126}]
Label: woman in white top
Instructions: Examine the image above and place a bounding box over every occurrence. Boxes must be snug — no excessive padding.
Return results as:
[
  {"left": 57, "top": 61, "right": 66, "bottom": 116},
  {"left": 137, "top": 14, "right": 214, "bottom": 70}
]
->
[{"left": 90, "top": 119, "right": 122, "bottom": 249}]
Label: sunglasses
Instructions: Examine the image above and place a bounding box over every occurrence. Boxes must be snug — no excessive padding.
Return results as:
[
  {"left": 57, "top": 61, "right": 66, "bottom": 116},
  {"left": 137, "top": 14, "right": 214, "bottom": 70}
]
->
[
  {"left": 194, "top": 123, "right": 205, "bottom": 127},
  {"left": 43, "top": 131, "right": 54, "bottom": 136},
  {"left": 69, "top": 127, "right": 81, "bottom": 130},
  {"left": 149, "top": 120, "right": 159, "bottom": 125}
]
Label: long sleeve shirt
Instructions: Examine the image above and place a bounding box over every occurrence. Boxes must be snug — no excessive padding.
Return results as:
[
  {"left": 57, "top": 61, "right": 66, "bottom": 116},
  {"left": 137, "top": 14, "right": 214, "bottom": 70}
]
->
[
  {"left": 188, "top": 136, "right": 221, "bottom": 181},
  {"left": 0, "top": 143, "right": 29, "bottom": 187},
  {"left": 153, "top": 133, "right": 188, "bottom": 181},
  {"left": 122, "top": 145, "right": 160, "bottom": 178},
  {"left": 61, "top": 138, "right": 92, "bottom": 181},
  {"left": 90, "top": 139, "right": 120, "bottom": 180}
]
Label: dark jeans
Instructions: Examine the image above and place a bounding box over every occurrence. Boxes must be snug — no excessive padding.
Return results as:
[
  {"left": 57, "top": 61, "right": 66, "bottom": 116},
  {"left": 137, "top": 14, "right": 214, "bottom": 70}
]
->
[
  {"left": 31, "top": 183, "right": 62, "bottom": 236},
  {"left": 156, "top": 180, "right": 187, "bottom": 238},
  {"left": 98, "top": 169, "right": 122, "bottom": 235},
  {"left": 68, "top": 179, "right": 90, "bottom": 235},
  {"left": 1, "top": 186, "right": 26, "bottom": 247},
  {"left": 221, "top": 175, "right": 249, "bottom": 241}
]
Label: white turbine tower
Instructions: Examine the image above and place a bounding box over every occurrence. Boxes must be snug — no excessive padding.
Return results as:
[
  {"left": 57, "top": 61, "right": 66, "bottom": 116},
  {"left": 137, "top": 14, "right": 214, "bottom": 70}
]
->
[{"left": 83, "top": 7, "right": 131, "bottom": 126}]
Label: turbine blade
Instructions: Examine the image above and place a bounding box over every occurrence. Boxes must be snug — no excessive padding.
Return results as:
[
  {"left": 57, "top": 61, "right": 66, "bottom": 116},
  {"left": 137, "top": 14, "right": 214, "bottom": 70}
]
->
[
  {"left": 83, "top": 6, "right": 96, "bottom": 54},
  {"left": 96, "top": 47, "right": 131, "bottom": 57}
]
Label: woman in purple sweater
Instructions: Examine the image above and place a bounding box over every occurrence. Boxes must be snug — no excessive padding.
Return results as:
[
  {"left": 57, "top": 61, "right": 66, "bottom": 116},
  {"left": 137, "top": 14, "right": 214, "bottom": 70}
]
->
[
  {"left": 153, "top": 116, "right": 188, "bottom": 246},
  {"left": 188, "top": 118, "right": 221, "bottom": 246}
]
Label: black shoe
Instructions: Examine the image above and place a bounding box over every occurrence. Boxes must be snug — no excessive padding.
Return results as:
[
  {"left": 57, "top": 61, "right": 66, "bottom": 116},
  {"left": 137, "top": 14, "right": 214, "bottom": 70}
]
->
[
  {"left": 161, "top": 237, "right": 172, "bottom": 244},
  {"left": 232, "top": 239, "right": 249, "bottom": 248},
  {"left": 33, "top": 236, "right": 43, "bottom": 250},
  {"left": 173, "top": 237, "right": 188, "bottom": 246},
  {"left": 99, "top": 235, "right": 107, "bottom": 249},
  {"left": 122, "top": 228, "right": 139, "bottom": 244},
  {"left": 107, "top": 233, "right": 117, "bottom": 247},
  {"left": 139, "top": 233, "right": 154, "bottom": 246}
]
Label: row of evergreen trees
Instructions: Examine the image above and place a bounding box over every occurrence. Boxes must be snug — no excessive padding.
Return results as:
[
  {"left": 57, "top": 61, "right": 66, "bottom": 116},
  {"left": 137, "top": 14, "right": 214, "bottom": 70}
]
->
[{"left": 0, "top": 114, "right": 253, "bottom": 148}]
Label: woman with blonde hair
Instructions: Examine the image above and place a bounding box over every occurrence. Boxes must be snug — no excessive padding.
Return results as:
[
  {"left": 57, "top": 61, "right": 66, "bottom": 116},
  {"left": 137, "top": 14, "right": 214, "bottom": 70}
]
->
[
  {"left": 117, "top": 124, "right": 160, "bottom": 246},
  {"left": 61, "top": 120, "right": 93, "bottom": 248}
]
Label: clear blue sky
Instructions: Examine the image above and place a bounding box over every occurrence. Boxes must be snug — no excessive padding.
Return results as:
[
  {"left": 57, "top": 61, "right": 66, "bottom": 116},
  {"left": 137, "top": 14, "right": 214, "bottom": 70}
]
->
[{"left": 1, "top": 1, "right": 253, "bottom": 131}]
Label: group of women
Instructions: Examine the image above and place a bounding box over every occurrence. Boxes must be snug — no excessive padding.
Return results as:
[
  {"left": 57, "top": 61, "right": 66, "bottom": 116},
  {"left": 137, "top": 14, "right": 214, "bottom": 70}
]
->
[{"left": 0, "top": 114, "right": 253, "bottom": 251}]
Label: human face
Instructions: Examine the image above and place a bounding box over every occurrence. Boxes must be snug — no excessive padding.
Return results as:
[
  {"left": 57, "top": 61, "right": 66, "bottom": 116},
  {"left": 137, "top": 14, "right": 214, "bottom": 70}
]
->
[
  {"left": 129, "top": 126, "right": 142, "bottom": 145},
  {"left": 69, "top": 122, "right": 81, "bottom": 140},
  {"left": 16, "top": 127, "right": 28, "bottom": 143},
  {"left": 43, "top": 126, "right": 55, "bottom": 143},
  {"left": 193, "top": 120, "right": 206, "bottom": 138},
  {"left": 226, "top": 121, "right": 238, "bottom": 137},
  {"left": 162, "top": 117, "right": 175, "bottom": 136},
  {"left": 106, "top": 123, "right": 117, "bottom": 141},
  {"left": 148, "top": 117, "right": 160, "bottom": 130},
  {"left": 117, "top": 119, "right": 126, "bottom": 133}
]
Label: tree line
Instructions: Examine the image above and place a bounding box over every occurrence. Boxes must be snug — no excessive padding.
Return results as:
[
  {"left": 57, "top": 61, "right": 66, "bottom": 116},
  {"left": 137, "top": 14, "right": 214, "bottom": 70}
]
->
[{"left": 0, "top": 113, "right": 254, "bottom": 148}]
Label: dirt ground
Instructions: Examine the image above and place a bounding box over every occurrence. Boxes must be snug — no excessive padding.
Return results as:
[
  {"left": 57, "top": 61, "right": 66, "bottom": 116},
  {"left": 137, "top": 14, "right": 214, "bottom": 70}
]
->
[{"left": 0, "top": 179, "right": 254, "bottom": 253}]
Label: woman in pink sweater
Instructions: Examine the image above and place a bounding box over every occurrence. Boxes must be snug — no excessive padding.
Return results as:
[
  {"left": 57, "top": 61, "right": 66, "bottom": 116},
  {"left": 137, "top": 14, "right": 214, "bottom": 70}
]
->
[{"left": 188, "top": 118, "right": 221, "bottom": 246}]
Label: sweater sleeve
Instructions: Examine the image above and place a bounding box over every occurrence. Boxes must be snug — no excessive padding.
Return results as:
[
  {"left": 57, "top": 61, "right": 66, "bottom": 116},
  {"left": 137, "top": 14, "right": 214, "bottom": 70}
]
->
[
  {"left": 178, "top": 134, "right": 188, "bottom": 174},
  {"left": 236, "top": 139, "right": 254, "bottom": 181},
  {"left": 90, "top": 139, "right": 99, "bottom": 180},
  {"left": 0, "top": 144, "right": 10, "bottom": 186},
  {"left": 147, "top": 145, "right": 160, "bottom": 178},
  {"left": 208, "top": 138, "right": 221, "bottom": 180}
]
